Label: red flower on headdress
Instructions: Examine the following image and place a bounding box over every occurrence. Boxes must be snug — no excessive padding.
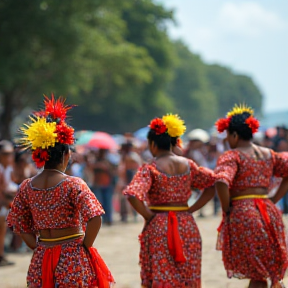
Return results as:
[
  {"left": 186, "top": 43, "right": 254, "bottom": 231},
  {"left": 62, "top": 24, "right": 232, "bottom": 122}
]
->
[
  {"left": 215, "top": 117, "right": 231, "bottom": 133},
  {"left": 32, "top": 148, "right": 50, "bottom": 168},
  {"left": 149, "top": 118, "right": 167, "bottom": 135},
  {"left": 44, "top": 94, "right": 74, "bottom": 120},
  {"left": 56, "top": 122, "right": 75, "bottom": 145},
  {"left": 245, "top": 116, "right": 260, "bottom": 134}
]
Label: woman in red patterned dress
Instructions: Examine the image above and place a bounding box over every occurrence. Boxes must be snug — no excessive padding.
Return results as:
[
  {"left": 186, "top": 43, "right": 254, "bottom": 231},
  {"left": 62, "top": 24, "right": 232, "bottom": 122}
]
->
[
  {"left": 215, "top": 105, "right": 288, "bottom": 288},
  {"left": 123, "top": 114, "right": 217, "bottom": 288},
  {"left": 6, "top": 95, "right": 114, "bottom": 288}
]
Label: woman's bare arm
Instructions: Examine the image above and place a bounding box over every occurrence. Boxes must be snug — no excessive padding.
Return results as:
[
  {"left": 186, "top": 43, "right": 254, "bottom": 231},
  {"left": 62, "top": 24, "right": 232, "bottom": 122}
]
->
[
  {"left": 271, "top": 177, "right": 288, "bottom": 204},
  {"left": 215, "top": 182, "right": 230, "bottom": 213},
  {"left": 128, "top": 196, "right": 155, "bottom": 221},
  {"left": 188, "top": 186, "right": 215, "bottom": 213},
  {"left": 21, "top": 233, "right": 37, "bottom": 250},
  {"left": 83, "top": 216, "right": 102, "bottom": 248}
]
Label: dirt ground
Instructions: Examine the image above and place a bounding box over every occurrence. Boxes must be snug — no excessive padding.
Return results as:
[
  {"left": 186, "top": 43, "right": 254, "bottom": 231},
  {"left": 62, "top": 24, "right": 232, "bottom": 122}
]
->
[{"left": 1, "top": 206, "right": 287, "bottom": 288}]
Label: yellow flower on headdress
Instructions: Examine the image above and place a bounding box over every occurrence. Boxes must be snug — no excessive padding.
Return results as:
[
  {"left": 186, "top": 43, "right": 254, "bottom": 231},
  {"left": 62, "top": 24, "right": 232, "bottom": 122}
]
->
[
  {"left": 162, "top": 114, "right": 186, "bottom": 137},
  {"left": 226, "top": 104, "right": 254, "bottom": 118},
  {"left": 20, "top": 116, "right": 58, "bottom": 150}
]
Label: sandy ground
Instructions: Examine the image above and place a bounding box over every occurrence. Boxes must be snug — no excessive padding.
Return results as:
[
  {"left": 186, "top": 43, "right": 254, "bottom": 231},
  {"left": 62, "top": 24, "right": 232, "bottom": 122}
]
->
[{"left": 1, "top": 205, "right": 287, "bottom": 288}]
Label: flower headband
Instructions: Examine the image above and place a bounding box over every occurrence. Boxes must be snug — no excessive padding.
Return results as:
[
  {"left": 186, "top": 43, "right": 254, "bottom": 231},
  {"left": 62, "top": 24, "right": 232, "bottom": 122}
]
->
[
  {"left": 19, "top": 94, "right": 76, "bottom": 168},
  {"left": 149, "top": 114, "right": 186, "bottom": 138},
  {"left": 215, "top": 104, "right": 260, "bottom": 134}
]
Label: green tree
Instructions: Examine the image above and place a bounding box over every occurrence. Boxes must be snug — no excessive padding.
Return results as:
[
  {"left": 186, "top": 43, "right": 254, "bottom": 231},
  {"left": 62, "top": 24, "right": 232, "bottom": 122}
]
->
[
  {"left": 0, "top": 0, "right": 153, "bottom": 138},
  {"left": 166, "top": 41, "right": 219, "bottom": 130},
  {"left": 205, "top": 64, "right": 263, "bottom": 117},
  {"left": 72, "top": 0, "right": 176, "bottom": 133}
]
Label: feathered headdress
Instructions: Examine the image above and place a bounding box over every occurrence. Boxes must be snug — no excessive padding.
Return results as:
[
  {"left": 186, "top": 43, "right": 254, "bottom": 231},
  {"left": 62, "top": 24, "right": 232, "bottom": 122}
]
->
[
  {"left": 215, "top": 104, "right": 260, "bottom": 134},
  {"left": 19, "top": 94, "right": 76, "bottom": 168}
]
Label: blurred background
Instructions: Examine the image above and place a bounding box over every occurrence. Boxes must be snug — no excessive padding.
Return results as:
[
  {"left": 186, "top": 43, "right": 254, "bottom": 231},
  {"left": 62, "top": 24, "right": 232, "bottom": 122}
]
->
[
  {"left": 1, "top": 0, "right": 287, "bottom": 140},
  {"left": 0, "top": 0, "right": 288, "bottom": 286}
]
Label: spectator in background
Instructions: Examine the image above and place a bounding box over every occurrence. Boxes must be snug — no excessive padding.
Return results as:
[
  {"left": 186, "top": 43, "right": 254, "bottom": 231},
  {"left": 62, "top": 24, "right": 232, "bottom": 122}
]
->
[
  {"left": 272, "top": 127, "right": 288, "bottom": 214},
  {"left": 184, "top": 129, "right": 210, "bottom": 217},
  {"left": 184, "top": 129, "right": 209, "bottom": 167},
  {"left": 68, "top": 151, "right": 85, "bottom": 178},
  {"left": 82, "top": 151, "right": 96, "bottom": 189},
  {"left": 8, "top": 149, "right": 37, "bottom": 252},
  {"left": 116, "top": 141, "right": 142, "bottom": 222},
  {"left": 263, "top": 134, "right": 274, "bottom": 149},
  {"left": 13, "top": 150, "right": 37, "bottom": 184},
  {"left": 272, "top": 125, "right": 287, "bottom": 151},
  {"left": 0, "top": 140, "right": 16, "bottom": 266},
  {"left": 206, "top": 142, "right": 221, "bottom": 215},
  {"left": 92, "top": 149, "right": 115, "bottom": 225}
]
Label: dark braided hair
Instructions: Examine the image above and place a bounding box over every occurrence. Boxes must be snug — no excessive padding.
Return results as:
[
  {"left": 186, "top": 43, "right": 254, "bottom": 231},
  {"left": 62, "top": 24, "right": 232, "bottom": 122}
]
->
[
  {"left": 44, "top": 143, "right": 69, "bottom": 168},
  {"left": 147, "top": 130, "right": 178, "bottom": 150},
  {"left": 228, "top": 112, "right": 253, "bottom": 140}
]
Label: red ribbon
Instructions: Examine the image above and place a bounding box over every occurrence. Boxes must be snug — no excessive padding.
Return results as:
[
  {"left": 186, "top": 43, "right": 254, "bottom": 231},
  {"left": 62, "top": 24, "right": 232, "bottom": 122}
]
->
[
  {"left": 89, "top": 247, "right": 114, "bottom": 288},
  {"left": 254, "top": 198, "right": 280, "bottom": 243},
  {"left": 167, "top": 211, "right": 186, "bottom": 263},
  {"left": 254, "top": 199, "right": 270, "bottom": 225},
  {"left": 42, "top": 245, "right": 62, "bottom": 288}
]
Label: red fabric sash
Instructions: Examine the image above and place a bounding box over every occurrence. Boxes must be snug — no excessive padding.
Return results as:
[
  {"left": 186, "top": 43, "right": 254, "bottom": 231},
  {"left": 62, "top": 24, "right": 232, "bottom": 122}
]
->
[
  {"left": 42, "top": 245, "right": 62, "bottom": 288},
  {"left": 89, "top": 247, "right": 114, "bottom": 288},
  {"left": 254, "top": 199, "right": 280, "bottom": 241},
  {"left": 254, "top": 199, "right": 270, "bottom": 225},
  {"left": 167, "top": 211, "right": 186, "bottom": 263}
]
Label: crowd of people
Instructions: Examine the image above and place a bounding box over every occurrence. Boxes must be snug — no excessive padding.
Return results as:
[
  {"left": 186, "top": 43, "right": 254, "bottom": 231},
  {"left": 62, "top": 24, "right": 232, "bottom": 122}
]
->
[
  {"left": 1, "top": 124, "right": 288, "bottom": 255},
  {"left": 1, "top": 96, "right": 288, "bottom": 288}
]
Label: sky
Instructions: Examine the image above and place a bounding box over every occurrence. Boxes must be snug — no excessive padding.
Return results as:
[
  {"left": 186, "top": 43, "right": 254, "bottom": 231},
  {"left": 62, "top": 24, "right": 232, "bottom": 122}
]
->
[{"left": 157, "top": 0, "right": 288, "bottom": 113}]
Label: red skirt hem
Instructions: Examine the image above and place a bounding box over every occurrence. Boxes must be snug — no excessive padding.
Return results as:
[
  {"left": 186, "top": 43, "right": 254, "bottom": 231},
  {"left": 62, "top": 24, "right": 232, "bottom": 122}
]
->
[{"left": 217, "top": 198, "right": 288, "bottom": 285}]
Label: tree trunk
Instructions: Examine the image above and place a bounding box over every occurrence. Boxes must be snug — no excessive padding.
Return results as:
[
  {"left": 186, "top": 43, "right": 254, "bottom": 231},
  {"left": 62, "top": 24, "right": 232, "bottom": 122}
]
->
[{"left": 0, "top": 91, "right": 15, "bottom": 140}]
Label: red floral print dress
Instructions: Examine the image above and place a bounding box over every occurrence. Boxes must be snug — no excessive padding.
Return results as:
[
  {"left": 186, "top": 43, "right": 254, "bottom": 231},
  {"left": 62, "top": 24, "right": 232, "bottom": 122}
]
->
[
  {"left": 215, "top": 149, "right": 288, "bottom": 287},
  {"left": 7, "top": 176, "right": 114, "bottom": 288},
  {"left": 123, "top": 160, "right": 216, "bottom": 288}
]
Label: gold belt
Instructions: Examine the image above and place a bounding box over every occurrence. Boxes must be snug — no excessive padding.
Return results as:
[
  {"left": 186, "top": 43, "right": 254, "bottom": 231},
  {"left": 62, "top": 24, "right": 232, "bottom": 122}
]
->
[
  {"left": 148, "top": 206, "right": 189, "bottom": 211},
  {"left": 232, "top": 195, "right": 268, "bottom": 201},
  {"left": 39, "top": 233, "right": 84, "bottom": 242}
]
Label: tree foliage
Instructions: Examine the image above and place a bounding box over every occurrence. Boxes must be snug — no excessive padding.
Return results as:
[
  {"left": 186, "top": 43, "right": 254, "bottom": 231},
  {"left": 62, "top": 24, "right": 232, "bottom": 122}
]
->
[
  {"left": 166, "top": 41, "right": 219, "bottom": 131},
  {"left": 0, "top": 0, "right": 263, "bottom": 138},
  {"left": 206, "top": 64, "right": 263, "bottom": 118}
]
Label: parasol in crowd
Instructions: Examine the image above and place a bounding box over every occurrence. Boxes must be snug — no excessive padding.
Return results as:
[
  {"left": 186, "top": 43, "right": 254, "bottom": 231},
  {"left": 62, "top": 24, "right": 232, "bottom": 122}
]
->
[
  {"left": 75, "top": 130, "right": 95, "bottom": 145},
  {"left": 86, "top": 132, "right": 118, "bottom": 150},
  {"left": 134, "top": 126, "right": 149, "bottom": 141}
]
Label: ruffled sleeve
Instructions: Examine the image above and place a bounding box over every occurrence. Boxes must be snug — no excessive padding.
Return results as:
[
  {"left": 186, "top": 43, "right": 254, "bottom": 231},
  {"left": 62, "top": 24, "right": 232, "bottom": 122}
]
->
[
  {"left": 6, "top": 179, "right": 36, "bottom": 234},
  {"left": 122, "top": 164, "right": 152, "bottom": 201},
  {"left": 214, "top": 150, "right": 239, "bottom": 188},
  {"left": 75, "top": 178, "right": 104, "bottom": 224},
  {"left": 271, "top": 150, "right": 288, "bottom": 178},
  {"left": 189, "top": 160, "right": 217, "bottom": 189}
]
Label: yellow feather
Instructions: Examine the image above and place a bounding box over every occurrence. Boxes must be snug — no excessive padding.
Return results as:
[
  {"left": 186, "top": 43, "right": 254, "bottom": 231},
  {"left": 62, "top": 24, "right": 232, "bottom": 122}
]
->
[
  {"left": 20, "top": 117, "right": 58, "bottom": 150},
  {"left": 226, "top": 104, "right": 254, "bottom": 118},
  {"left": 162, "top": 114, "right": 186, "bottom": 137}
]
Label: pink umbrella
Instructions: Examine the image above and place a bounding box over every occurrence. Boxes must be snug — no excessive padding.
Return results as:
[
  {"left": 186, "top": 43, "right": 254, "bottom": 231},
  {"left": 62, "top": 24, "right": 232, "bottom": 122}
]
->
[
  {"left": 265, "top": 127, "right": 277, "bottom": 138},
  {"left": 86, "top": 132, "right": 118, "bottom": 150}
]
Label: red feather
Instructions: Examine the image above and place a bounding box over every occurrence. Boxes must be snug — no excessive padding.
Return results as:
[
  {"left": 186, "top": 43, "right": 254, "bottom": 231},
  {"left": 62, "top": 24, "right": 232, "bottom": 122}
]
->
[
  {"left": 44, "top": 94, "right": 74, "bottom": 120},
  {"left": 245, "top": 116, "right": 260, "bottom": 134},
  {"left": 56, "top": 122, "right": 75, "bottom": 145},
  {"left": 32, "top": 148, "right": 50, "bottom": 168},
  {"left": 215, "top": 117, "right": 231, "bottom": 133}
]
